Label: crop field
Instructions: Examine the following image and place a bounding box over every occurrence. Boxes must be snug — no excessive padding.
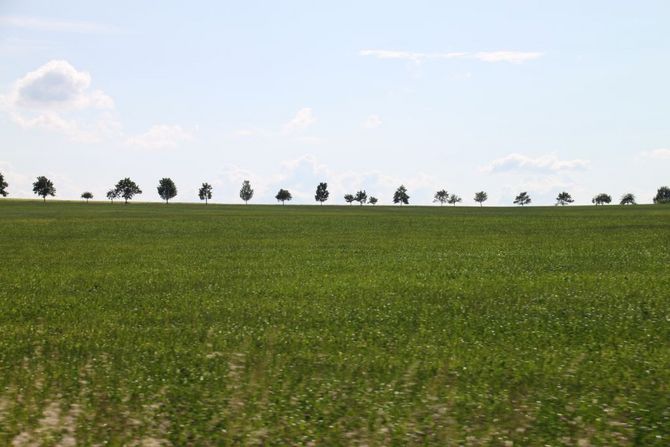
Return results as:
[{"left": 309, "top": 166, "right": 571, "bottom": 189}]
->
[{"left": 0, "top": 200, "right": 669, "bottom": 446}]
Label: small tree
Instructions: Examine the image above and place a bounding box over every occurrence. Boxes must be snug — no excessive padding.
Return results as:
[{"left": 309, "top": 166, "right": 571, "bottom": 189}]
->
[
  {"left": 199, "top": 183, "right": 213, "bottom": 205},
  {"left": 240, "top": 180, "right": 254, "bottom": 204},
  {"left": 114, "top": 178, "right": 142, "bottom": 204},
  {"left": 81, "top": 192, "right": 93, "bottom": 203},
  {"left": 369, "top": 196, "right": 378, "bottom": 205},
  {"left": 514, "top": 192, "right": 531, "bottom": 206},
  {"left": 653, "top": 186, "right": 670, "bottom": 204},
  {"left": 556, "top": 191, "right": 574, "bottom": 206},
  {"left": 275, "top": 188, "right": 292, "bottom": 205},
  {"left": 106, "top": 189, "right": 118, "bottom": 204},
  {"left": 474, "top": 191, "right": 488, "bottom": 207},
  {"left": 344, "top": 194, "right": 355, "bottom": 205},
  {"left": 447, "top": 194, "right": 462, "bottom": 206},
  {"left": 157, "top": 178, "right": 177, "bottom": 204},
  {"left": 315, "top": 182, "right": 329, "bottom": 205},
  {"left": 393, "top": 185, "right": 409, "bottom": 205},
  {"left": 433, "top": 189, "right": 448, "bottom": 206},
  {"left": 0, "top": 172, "right": 8, "bottom": 197},
  {"left": 620, "top": 193, "right": 636, "bottom": 205},
  {"left": 592, "top": 193, "right": 612, "bottom": 205},
  {"left": 33, "top": 176, "right": 56, "bottom": 203},
  {"left": 354, "top": 190, "right": 367, "bottom": 205}
]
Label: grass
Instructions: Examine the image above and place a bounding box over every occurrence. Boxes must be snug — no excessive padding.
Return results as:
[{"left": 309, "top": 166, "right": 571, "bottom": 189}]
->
[{"left": 0, "top": 200, "right": 669, "bottom": 446}]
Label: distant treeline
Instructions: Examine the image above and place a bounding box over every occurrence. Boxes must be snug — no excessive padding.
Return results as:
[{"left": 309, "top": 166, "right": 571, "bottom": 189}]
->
[{"left": 1, "top": 172, "right": 669, "bottom": 206}]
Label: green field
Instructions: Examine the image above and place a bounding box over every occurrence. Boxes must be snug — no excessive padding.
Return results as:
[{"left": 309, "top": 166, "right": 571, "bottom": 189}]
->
[{"left": 1, "top": 200, "right": 669, "bottom": 446}]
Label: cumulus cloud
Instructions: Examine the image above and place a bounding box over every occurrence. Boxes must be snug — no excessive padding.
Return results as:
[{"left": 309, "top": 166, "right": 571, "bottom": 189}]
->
[
  {"left": 2, "top": 60, "right": 119, "bottom": 142},
  {"left": 126, "top": 125, "right": 193, "bottom": 149},
  {"left": 363, "top": 114, "right": 382, "bottom": 129},
  {"left": 360, "top": 49, "right": 543, "bottom": 64},
  {"left": 641, "top": 148, "right": 670, "bottom": 159},
  {"left": 482, "top": 153, "right": 590, "bottom": 173},
  {"left": 282, "top": 107, "right": 316, "bottom": 134}
]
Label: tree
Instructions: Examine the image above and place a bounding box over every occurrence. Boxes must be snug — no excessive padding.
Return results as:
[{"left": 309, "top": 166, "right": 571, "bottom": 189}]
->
[
  {"left": 369, "top": 196, "right": 378, "bottom": 205},
  {"left": 433, "top": 189, "right": 448, "bottom": 206},
  {"left": 114, "top": 178, "right": 142, "bottom": 204},
  {"left": 474, "top": 191, "right": 488, "bottom": 207},
  {"left": 620, "top": 193, "right": 637, "bottom": 205},
  {"left": 81, "top": 192, "right": 93, "bottom": 203},
  {"left": 315, "top": 182, "right": 329, "bottom": 205},
  {"left": 513, "top": 192, "right": 531, "bottom": 206},
  {"left": 33, "top": 176, "right": 56, "bottom": 203},
  {"left": 393, "top": 185, "right": 409, "bottom": 205},
  {"left": 157, "top": 178, "right": 177, "bottom": 204},
  {"left": 447, "top": 194, "right": 462, "bottom": 206},
  {"left": 0, "top": 172, "right": 8, "bottom": 197},
  {"left": 344, "top": 194, "right": 355, "bottom": 205},
  {"left": 653, "top": 186, "right": 670, "bottom": 204},
  {"left": 275, "top": 188, "right": 292, "bottom": 205},
  {"left": 106, "top": 189, "right": 118, "bottom": 204},
  {"left": 555, "top": 191, "right": 574, "bottom": 206},
  {"left": 240, "top": 180, "right": 254, "bottom": 204},
  {"left": 198, "top": 183, "right": 213, "bottom": 205},
  {"left": 592, "top": 193, "right": 612, "bottom": 205},
  {"left": 354, "top": 190, "right": 367, "bottom": 205}
]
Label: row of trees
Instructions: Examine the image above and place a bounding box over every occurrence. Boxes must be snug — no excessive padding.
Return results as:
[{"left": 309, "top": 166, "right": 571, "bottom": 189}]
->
[{"left": 2, "top": 172, "right": 669, "bottom": 206}]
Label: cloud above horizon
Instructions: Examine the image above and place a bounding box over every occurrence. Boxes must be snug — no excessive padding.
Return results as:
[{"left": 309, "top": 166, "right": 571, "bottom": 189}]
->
[
  {"left": 482, "top": 153, "right": 590, "bottom": 173},
  {"left": 360, "top": 49, "right": 543, "bottom": 64}
]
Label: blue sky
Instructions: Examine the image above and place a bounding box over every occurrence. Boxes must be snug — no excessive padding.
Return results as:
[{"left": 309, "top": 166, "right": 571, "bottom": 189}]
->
[{"left": 1, "top": 1, "right": 669, "bottom": 205}]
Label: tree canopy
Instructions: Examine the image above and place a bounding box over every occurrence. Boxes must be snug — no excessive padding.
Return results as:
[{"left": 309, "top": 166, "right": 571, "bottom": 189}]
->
[
  {"left": 315, "top": 182, "right": 329, "bottom": 204},
  {"left": 157, "top": 178, "right": 177, "bottom": 203},
  {"left": 106, "top": 189, "right": 119, "bottom": 203},
  {"left": 369, "top": 196, "right": 378, "bottom": 205},
  {"left": 514, "top": 192, "right": 531, "bottom": 206},
  {"left": 344, "top": 194, "right": 354, "bottom": 205},
  {"left": 653, "top": 186, "right": 670, "bottom": 204},
  {"left": 393, "top": 185, "right": 409, "bottom": 205},
  {"left": 620, "top": 193, "right": 636, "bottom": 205},
  {"left": 592, "top": 193, "right": 612, "bottom": 205},
  {"left": 32, "top": 176, "right": 56, "bottom": 203},
  {"left": 0, "top": 172, "right": 8, "bottom": 197},
  {"left": 354, "top": 190, "right": 367, "bottom": 205},
  {"left": 199, "top": 183, "right": 213, "bottom": 205},
  {"left": 240, "top": 180, "right": 254, "bottom": 204},
  {"left": 447, "top": 194, "right": 462, "bottom": 206},
  {"left": 474, "top": 191, "right": 488, "bottom": 206},
  {"left": 81, "top": 192, "right": 93, "bottom": 203},
  {"left": 556, "top": 191, "right": 574, "bottom": 206},
  {"left": 275, "top": 189, "right": 292, "bottom": 204},
  {"left": 433, "top": 189, "right": 448, "bottom": 206},
  {"left": 114, "top": 178, "right": 142, "bottom": 204}
]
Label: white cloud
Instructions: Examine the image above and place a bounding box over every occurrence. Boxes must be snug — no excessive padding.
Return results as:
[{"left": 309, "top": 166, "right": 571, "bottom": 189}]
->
[
  {"left": 282, "top": 107, "right": 316, "bottom": 134},
  {"left": 126, "top": 125, "right": 193, "bottom": 150},
  {"left": 641, "top": 148, "right": 670, "bottom": 159},
  {"left": 363, "top": 114, "right": 382, "bottom": 129},
  {"left": 360, "top": 49, "right": 543, "bottom": 64},
  {"left": 0, "top": 16, "right": 119, "bottom": 34},
  {"left": 482, "top": 153, "right": 590, "bottom": 173},
  {"left": 2, "top": 60, "right": 119, "bottom": 142}
]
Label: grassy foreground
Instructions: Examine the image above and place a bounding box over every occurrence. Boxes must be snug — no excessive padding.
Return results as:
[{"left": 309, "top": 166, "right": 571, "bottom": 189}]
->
[{"left": 0, "top": 200, "right": 669, "bottom": 446}]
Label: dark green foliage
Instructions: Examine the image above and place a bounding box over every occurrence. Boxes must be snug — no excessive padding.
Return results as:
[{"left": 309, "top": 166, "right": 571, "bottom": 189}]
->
[
  {"left": 157, "top": 178, "right": 177, "bottom": 203},
  {"left": 514, "top": 191, "right": 531, "bottom": 206},
  {"left": 106, "top": 189, "right": 118, "bottom": 203},
  {"left": 474, "top": 191, "right": 488, "bottom": 206},
  {"left": 433, "top": 189, "right": 448, "bottom": 206},
  {"left": 653, "top": 186, "right": 670, "bottom": 204},
  {"left": 393, "top": 185, "right": 409, "bottom": 205},
  {"left": 275, "top": 188, "right": 292, "bottom": 204},
  {"left": 354, "top": 190, "right": 367, "bottom": 205},
  {"left": 447, "top": 193, "right": 462, "bottom": 206},
  {"left": 555, "top": 191, "right": 574, "bottom": 206},
  {"left": 81, "top": 192, "right": 93, "bottom": 203},
  {"left": 620, "top": 193, "right": 636, "bottom": 205},
  {"left": 315, "top": 182, "right": 329, "bottom": 205},
  {"left": 592, "top": 193, "right": 612, "bottom": 205},
  {"left": 368, "top": 196, "right": 378, "bottom": 205},
  {"left": 199, "top": 183, "right": 213, "bottom": 205},
  {"left": 0, "top": 172, "right": 7, "bottom": 197},
  {"left": 32, "top": 176, "right": 56, "bottom": 202},
  {"left": 114, "top": 178, "right": 142, "bottom": 204},
  {"left": 344, "top": 194, "right": 354, "bottom": 205},
  {"left": 240, "top": 180, "right": 254, "bottom": 204},
  {"left": 0, "top": 202, "right": 669, "bottom": 445}
]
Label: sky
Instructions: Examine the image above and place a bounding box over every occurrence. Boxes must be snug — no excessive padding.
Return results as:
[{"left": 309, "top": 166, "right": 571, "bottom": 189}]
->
[{"left": 1, "top": 0, "right": 669, "bottom": 205}]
